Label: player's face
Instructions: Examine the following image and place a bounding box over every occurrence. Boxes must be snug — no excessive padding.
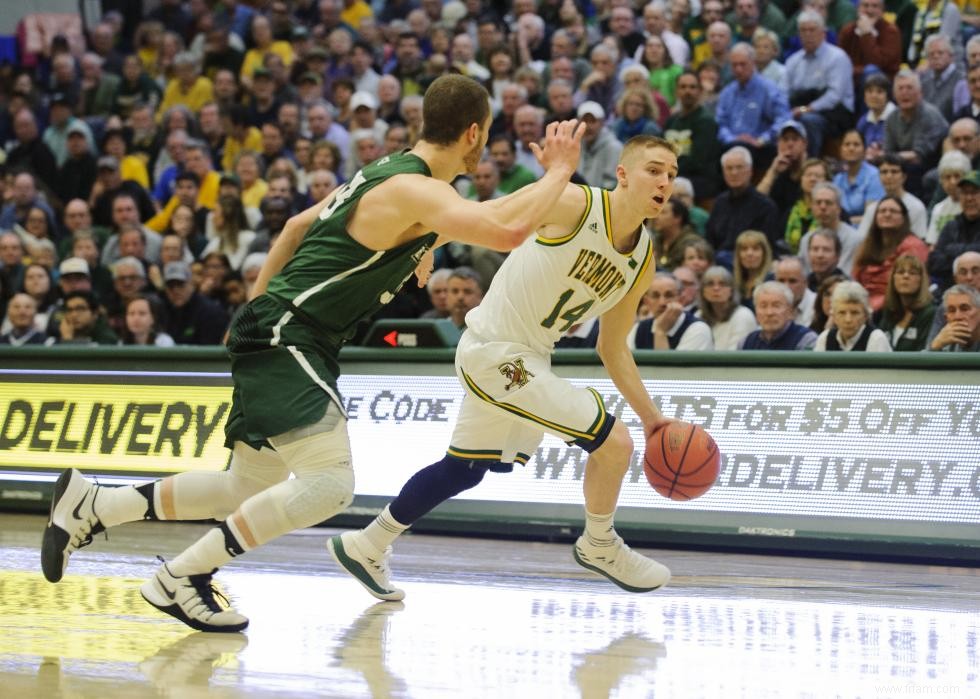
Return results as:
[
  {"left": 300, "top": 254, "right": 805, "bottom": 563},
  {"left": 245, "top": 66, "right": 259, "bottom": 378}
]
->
[{"left": 623, "top": 146, "right": 677, "bottom": 218}]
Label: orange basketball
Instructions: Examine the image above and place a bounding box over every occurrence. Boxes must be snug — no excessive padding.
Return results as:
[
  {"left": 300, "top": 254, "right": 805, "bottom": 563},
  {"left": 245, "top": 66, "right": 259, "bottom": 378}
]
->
[{"left": 644, "top": 422, "right": 720, "bottom": 500}]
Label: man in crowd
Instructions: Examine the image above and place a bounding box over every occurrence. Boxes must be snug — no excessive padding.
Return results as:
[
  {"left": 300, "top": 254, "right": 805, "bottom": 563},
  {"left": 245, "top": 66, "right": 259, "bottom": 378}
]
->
[{"left": 739, "top": 281, "right": 818, "bottom": 349}]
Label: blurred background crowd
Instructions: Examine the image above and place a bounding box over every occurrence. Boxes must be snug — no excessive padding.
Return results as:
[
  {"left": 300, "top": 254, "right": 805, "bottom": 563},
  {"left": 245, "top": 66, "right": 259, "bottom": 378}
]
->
[{"left": 0, "top": 0, "right": 978, "bottom": 352}]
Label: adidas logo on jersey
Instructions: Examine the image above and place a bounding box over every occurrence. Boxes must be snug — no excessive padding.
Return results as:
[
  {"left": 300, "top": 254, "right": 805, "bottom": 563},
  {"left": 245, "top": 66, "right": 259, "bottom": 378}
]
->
[{"left": 589, "top": 222, "right": 599, "bottom": 233}]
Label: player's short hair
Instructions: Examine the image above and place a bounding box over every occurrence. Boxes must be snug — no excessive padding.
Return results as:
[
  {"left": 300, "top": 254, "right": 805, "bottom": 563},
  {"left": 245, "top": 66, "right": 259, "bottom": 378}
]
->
[
  {"left": 421, "top": 75, "right": 491, "bottom": 147},
  {"left": 619, "top": 135, "right": 677, "bottom": 165}
]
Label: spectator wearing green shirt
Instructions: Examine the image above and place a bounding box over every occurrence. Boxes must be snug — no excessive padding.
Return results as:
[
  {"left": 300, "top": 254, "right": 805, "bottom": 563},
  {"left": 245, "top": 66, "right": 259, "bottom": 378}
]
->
[{"left": 486, "top": 135, "right": 538, "bottom": 194}]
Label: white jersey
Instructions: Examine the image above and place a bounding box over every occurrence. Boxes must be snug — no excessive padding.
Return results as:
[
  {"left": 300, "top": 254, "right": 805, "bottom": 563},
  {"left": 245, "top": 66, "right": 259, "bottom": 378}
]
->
[{"left": 465, "top": 185, "right": 653, "bottom": 355}]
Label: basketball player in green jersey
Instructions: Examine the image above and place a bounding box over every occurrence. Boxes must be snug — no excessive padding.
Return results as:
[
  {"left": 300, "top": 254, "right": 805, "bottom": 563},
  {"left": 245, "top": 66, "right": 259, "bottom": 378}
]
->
[
  {"left": 332, "top": 136, "right": 679, "bottom": 600},
  {"left": 41, "top": 75, "right": 586, "bottom": 632}
]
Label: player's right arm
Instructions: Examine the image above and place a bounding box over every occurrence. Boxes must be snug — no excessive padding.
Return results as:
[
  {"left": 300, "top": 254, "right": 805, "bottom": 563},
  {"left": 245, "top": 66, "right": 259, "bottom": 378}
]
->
[
  {"left": 389, "top": 120, "right": 586, "bottom": 251},
  {"left": 248, "top": 187, "right": 340, "bottom": 299}
]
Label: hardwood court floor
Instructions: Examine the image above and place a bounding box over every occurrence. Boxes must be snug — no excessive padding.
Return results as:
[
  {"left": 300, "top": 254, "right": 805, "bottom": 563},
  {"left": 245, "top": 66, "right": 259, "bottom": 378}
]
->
[{"left": 0, "top": 513, "right": 976, "bottom": 699}]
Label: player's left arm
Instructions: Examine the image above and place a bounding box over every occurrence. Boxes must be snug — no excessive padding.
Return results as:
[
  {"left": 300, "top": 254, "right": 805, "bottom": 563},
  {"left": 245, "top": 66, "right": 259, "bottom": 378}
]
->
[{"left": 596, "top": 262, "right": 670, "bottom": 439}]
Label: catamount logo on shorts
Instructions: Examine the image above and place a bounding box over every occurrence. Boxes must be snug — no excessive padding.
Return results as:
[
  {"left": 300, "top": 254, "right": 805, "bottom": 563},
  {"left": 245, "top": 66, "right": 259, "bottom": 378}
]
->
[{"left": 498, "top": 359, "right": 535, "bottom": 391}]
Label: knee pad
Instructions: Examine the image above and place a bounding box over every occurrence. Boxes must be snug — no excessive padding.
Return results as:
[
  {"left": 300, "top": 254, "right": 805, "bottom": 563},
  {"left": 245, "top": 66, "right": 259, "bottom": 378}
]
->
[{"left": 283, "top": 462, "right": 355, "bottom": 530}]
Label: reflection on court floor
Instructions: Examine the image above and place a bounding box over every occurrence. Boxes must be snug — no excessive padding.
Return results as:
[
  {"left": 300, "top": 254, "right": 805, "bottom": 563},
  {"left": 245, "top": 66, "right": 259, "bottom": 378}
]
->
[{"left": 0, "top": 514, "right": 977, "bottom": 698}]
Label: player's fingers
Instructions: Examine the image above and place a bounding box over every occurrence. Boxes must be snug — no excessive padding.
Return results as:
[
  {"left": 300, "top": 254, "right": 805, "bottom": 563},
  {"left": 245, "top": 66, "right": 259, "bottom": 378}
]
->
[{"left": 572, "top": 120, "right": 586, "bottom": 141}]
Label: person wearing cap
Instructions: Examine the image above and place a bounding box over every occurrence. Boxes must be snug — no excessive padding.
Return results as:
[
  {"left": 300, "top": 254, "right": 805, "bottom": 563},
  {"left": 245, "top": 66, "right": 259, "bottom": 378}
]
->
[
  {"left": 245, "top": 67, "right": 281, "bottom": 128},
  {"left": 240, "top": 14, "right": 294, "bottom": 90},
  {"left": 577, "top": 100, "right": 623, "bottom": 189},
  {"left": 757, "top": 119, "right": 809, "bottom": 222},
  {"left": 43, "top": 257, "right": 95, "bottom": 336},
  {"left": 297, "top": 70, "right": 326, "bottom": 105},
  {"left": 157, "top": 52, "right": 214, "bottom": 120},
  {"left": 0, "top": 293, "right": 47, "bottom": 346},
  {"left": 345, "top": 91, "right": 389, "bottom": 178},
  {"left": 55, "top": 123, "right": 98, "bottom": 204},
  {"left": 159, "top": 260, "right": 229, "bottom": 345},
  {"left": 929, "top": 171, "right": 980, "bottom": 290},
  {"left": 43, "top": 92, "right": 96, "bottom": 167},
  {"left": 714, "top": 43, "right": 790, "bottom": 170}
]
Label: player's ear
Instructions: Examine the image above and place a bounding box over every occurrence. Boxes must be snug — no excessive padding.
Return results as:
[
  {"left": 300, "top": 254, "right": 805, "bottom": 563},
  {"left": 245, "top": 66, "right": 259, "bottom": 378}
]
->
[
  {"left": 466, "top": 121, "right": 480, "bottom": 144},
  {"left": 616, "top": 162, "right": 628, "bottom": 188}
]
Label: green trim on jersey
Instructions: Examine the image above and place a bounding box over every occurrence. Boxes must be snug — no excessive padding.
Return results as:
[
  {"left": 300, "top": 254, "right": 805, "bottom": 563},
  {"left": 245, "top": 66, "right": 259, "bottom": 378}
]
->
[
  {"left": 535, "top": 185, "right": 593, "bottom": 247},
  {"left": 460, "top": 370, "right": 606, "bottom": 440},
  {"left": 624, "top": 235, "right": 654, "bottom": 296},
  {"left": 584, "top": 388, "right": 607, "bottom": 434}
]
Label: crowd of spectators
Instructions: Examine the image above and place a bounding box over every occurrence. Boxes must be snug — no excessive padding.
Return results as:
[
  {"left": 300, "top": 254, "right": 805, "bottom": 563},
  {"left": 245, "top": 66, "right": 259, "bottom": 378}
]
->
[{"left": 1, "top": 0, "right": 979, "bottom": 353}]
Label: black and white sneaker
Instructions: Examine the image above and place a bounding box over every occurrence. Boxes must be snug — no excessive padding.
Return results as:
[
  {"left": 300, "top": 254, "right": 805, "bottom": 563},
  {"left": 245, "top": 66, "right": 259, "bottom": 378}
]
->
[
  {"left": 141, "top": 560, "right": 249, "bottom": 633},
  {"left": 41, "top": 468, "right": 105, "bottom": 582}
]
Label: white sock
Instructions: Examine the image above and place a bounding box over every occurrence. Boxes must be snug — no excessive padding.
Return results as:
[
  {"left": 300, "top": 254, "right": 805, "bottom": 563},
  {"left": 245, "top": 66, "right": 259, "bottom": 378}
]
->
[
  {"left": 362, "top": 505, "right": 409, "bottom": 551},
  {"left": 167, "top": 528, "right": 232, "bottom": 577},
  {"left": 583, "top": 510, "right": 616, "bottom": 547},
  {"left": 96, "top": 485, "right": 151, "bottom": 528}
]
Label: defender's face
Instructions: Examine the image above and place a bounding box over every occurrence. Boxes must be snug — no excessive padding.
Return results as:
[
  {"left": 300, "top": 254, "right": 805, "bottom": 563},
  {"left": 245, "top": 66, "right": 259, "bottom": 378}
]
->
[{"left": 462, "top": 115, "right": 492, "bottom": 175}]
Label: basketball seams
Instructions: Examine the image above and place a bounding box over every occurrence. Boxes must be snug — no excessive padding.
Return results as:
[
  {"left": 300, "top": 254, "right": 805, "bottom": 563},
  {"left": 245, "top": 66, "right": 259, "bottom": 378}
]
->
[{"left": 644, "top": 422, "right": 721, "bottom": 500}]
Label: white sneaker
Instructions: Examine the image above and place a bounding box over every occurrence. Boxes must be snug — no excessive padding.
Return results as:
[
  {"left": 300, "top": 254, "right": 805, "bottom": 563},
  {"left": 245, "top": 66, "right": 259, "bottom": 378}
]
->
[
  {"left": 41, "top": 468, "right": 105, "bottom": 582},
  {"left": 328, "top": 531, "right": 405, "bottom": 601},
  {"left": 141, "top": 560, "right": 249, "bottom": 633},
  {"left": 573, "top": 536, "right": 670, "bottom": 593}
]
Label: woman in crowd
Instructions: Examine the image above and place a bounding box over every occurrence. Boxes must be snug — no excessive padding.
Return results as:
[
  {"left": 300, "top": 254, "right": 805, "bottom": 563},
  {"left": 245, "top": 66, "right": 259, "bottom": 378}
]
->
[
  {"left": 815, "top": 281, "right": 892, "bottom": 351},
  {"left": 165, "top": 203, "right": 207, "bottom": 259},
  {"left": 873, "top": 254, "right": 936, "bottom": 351},
  {"left": 927, "top": 150, "right": 970, "bottom": 246},
  {"left": 612, "top": 88, "right": 662, "bottom": 142},
  {"left": 639, "top": 34, "right": 682, "bottom": 106},
  {"left": 9, "top": 264, "right": 57, "bottom": 334},
  {"left": 202, "top": 195, "right": 256, "bottom": 271},
  {"left": 855, "top": 73, "right": 895, "bottom": 163},
  {"left": 680, "top": 239, "right": 715, "bottom": 279},
  {"left": 620, "top": 65, "right": 670, "bottom": 128},
  {"left": 833, "top": 130, "right": 885, "bottom": 225},
  {"left": 240, "top": 14, "right": 294, "bottom": 89},
  {"left": 309, "top": 141, "right": 343, "bottom": 183},
  {"left": 734, "top": 230, "right": 773, "bottom": 311},
  {"left": 697, "top": 266, "right": 758, "bottom": 350},
  {"left": 810, "top": 273, "right": 848, "bottom": 334},
  {"left": 784, "top": 158, "right": 831, "bottom": 255},
  {"left": 752, "top": 28, "right": 786, "bottom": 87},
  {"left": 852, "top": 196, "right": 929, "bottom": 311},
  {"left": 120, "top": 294, "right": 174, "bottom": 347}
]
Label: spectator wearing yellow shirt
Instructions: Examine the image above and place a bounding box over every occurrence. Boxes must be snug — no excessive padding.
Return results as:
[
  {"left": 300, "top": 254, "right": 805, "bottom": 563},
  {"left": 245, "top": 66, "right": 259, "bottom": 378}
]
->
[
  {"left": 102, "top": 129, "right": 150, "bottom": 190},
  {"left": 221, "top": 104, "right": 264, "bottom": 172},
  {"left": 240, "top": 15, "right": 294, "bottom": 91},
  {"left": 146, "top": 142, "right": 220, "bottom": 232},
  {"left": 234, "top": 151, "right": 269, "bottom": 210},
  {"left": 158, "top": 52, "right": 214, "bottom": 120},
  {"left": 341, "top": 0, "right": 373, "bottom": 27}
]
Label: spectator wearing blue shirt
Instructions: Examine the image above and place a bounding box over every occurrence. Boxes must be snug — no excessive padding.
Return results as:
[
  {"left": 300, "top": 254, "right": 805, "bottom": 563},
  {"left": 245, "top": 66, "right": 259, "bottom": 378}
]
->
[
  {"left": 855, "top": 73, "right": 896, "bottom": 162},
  {"left": 785, "top": 10, "right": 855, "bottom": 157},
  {"left": 715, "top": 42, "right": 790, "bottom": 169},
  {"left": 833, "top": 129, "right": 886, "bottom": 223}
]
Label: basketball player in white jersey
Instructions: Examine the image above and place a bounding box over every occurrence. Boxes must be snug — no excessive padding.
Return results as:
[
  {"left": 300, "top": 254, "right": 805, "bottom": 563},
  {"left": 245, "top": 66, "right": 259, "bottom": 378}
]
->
[{"left": 331, "top": 135, "right": 679, "bottom": 599}]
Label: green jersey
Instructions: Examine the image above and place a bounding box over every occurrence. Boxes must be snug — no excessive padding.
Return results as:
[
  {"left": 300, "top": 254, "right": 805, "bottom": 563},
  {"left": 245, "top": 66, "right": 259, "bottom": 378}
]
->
[{"left": 225, "top": 151, "right": 438, "bottom": 447}]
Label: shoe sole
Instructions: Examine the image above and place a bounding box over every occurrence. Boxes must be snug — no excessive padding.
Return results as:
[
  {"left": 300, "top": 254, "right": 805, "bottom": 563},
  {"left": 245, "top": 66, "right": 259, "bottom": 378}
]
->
[
  {"left": 40, "top": 469, "right": 77, "bottom": 583},
  {"left": 140, "top": 580, "right": 249, "bottom": 633},
  {"left": 328, "top": 536, "right": 405, "bottom": 602},
  {"left": 572, "top": 547, "right": 668, "bottom": 594}
]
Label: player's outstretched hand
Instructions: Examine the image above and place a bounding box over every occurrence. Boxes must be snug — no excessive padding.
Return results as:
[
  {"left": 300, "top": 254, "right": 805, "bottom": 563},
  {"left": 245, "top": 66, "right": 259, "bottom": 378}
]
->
[
  {"left": 530, "top": 119, "right": 586, "bottom": 174},
  {"left": 414, "top": 248, "right": 435, "bottom": 288}
]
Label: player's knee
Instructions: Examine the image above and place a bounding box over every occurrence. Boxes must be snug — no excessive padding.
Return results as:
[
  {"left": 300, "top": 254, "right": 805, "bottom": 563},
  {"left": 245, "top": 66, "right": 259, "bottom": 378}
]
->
[
  {"left": 593, "top": 421, "right": 633, "bottom": 469},
  {"left": 444, "top": 455, "right": 489, "bottom": 490},
  {"left": 286, "top": 461, "right": 355, "bottom": 529}
]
